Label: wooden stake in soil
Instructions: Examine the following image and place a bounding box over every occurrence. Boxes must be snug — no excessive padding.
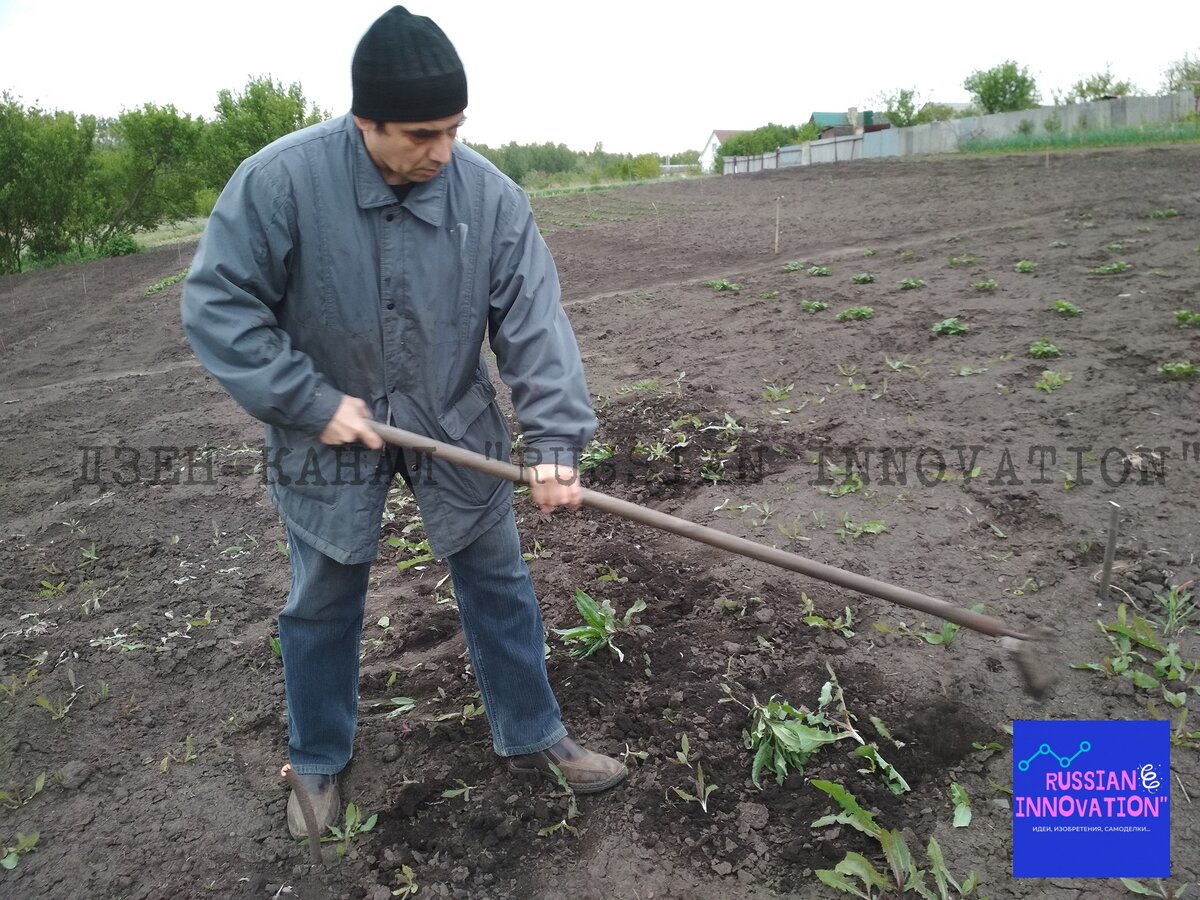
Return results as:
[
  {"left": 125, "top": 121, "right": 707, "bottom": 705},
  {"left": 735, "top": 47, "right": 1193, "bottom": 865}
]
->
[
  {"left": 774, "top": 196, "right": 783, "bottom": 255},
  {"left": 281, "top": 764, "right": 325, "bottom": 866},
  {"left": 1099, "top": 500, "right": 1122, "bottom": 601}
]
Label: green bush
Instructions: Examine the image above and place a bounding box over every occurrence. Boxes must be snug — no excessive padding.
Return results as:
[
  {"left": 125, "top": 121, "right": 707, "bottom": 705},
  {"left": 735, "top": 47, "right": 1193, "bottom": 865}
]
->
[
  {"left": 99, "top": 233, "right": 140, "bottom": 257},
  {"left": 192, "top": 187, "right": 219, "bottom": 217},
  {"left": 963, "top": 61, "right": 1040, "bottom": 114}
]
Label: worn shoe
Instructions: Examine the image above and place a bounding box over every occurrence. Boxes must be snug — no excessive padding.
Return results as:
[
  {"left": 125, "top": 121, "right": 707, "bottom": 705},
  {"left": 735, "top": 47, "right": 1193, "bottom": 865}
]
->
[
  {"left": 508, "top": 735, "right": 628, "bottom": 794},
  {"left": 286, "top": 772, "right": 341, "bottom": 840}
]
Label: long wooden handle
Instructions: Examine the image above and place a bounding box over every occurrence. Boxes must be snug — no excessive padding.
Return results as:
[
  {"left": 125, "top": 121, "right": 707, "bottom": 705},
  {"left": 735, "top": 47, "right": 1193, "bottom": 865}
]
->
[{"left": 367, "top": 422, "right": 1032, "bottom": 641}]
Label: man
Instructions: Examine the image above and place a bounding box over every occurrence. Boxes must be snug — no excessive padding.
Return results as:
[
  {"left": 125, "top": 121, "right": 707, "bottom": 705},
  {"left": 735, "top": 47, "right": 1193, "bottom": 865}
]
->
[{"left": 181, "top": 5, "right": 627, "bottom": 839}]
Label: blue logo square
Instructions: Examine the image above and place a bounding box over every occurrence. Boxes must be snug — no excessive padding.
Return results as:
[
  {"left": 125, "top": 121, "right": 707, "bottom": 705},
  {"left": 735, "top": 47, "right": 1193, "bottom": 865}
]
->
[{"left": 1013, "top": 720, "right": 1170, "bottom": 878}]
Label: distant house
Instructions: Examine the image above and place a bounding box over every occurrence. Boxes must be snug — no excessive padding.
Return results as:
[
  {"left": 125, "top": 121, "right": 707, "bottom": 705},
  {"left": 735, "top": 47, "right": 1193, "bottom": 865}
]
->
[
  {"left": 809, "top": 112, "right": 854, "bottom": 131},
  {"left": 808, "top": 109, "right": 886, "bottom": 140},
  {"left": 699, "top": 129, "right": 744, "bottom": 173}
]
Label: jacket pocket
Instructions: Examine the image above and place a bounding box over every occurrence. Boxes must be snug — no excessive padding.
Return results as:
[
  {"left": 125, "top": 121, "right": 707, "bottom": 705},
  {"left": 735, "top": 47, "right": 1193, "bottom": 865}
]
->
[
  {"left": 437, "top": 377, "right": 497, "bottom": 441},
  {"left": 431, "top": 377, "right": 511, "bottom": 507}
]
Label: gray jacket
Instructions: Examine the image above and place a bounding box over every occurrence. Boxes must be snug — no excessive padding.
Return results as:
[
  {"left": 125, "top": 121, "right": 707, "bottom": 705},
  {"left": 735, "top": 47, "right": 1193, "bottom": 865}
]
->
[{"left": 181, "top": 114, "right": 595, "bottom": 563}]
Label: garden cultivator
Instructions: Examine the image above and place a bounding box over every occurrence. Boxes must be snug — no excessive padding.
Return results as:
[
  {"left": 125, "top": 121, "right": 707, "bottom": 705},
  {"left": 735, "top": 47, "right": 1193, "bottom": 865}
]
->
[{"left": 367, "top": 422, "right": 1056, "bottom": 698}]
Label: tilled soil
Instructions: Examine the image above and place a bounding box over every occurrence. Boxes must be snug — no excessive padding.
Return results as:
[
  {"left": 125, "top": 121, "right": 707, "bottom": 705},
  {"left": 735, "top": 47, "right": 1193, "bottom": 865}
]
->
[{"left": 1, "top": 145, "right": 1198, "bottom": 900}]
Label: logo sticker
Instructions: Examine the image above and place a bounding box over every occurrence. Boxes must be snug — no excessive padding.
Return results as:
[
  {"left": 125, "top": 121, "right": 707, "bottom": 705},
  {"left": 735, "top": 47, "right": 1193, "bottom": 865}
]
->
[{"left": 1013, "top": 720, "right": 1170, "bottom": 878}]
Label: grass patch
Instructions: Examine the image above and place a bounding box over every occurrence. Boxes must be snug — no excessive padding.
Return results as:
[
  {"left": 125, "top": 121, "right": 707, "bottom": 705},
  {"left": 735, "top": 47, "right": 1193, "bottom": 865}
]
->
[
  {"left": 961, "top": 121, "right": 1200, "bottom": 154},
  {"left": 135, "top": 217, "right": 208, "bottom": 249}
]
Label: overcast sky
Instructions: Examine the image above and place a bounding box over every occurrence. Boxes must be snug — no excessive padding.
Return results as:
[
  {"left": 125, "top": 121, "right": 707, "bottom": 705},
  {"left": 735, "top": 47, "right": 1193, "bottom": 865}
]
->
[{"left": 1, "top": 0, "right": 1194, "bottom": 155}]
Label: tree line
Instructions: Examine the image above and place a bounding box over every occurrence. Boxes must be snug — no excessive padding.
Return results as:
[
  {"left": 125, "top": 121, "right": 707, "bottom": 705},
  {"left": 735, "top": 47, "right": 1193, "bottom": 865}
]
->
[
  {"left": 716, "top": 53, "right": 1200, "bottom": 171},
  {"left": 0, "top": 77, "right": 327, "bottom": 274},
  {"left": 465, "top": 142, "right": 698, "bottom": 192},
  {"left": 0, "top": 77, "right": 700, "bottom": 275}
]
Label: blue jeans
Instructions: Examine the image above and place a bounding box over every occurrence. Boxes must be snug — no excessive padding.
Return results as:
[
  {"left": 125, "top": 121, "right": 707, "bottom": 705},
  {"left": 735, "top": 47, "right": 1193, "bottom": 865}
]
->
[{"left": 279, "top": 513, "right": 566, "bottom": 774}]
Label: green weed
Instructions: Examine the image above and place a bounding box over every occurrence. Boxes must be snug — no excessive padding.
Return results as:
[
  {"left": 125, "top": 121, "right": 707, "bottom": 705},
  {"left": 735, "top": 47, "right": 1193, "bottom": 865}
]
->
[
  {"left": 800, "top": 300, "right": 828, "bottom": 313},
  {"left": 948, "top": 255, "right": 977, "bottom": 267},
  {"left": 1013, "top": 259, "right": 1037, "bottom": 273},
  {"left": 1, "top": 831, "right": 39, "bottom": 871},
  {"left": 0, "top": 773, "right": 45, "bottom": 810},
  {"left": 373, "top": 697, "right": 417, "bottom": 719},
  {"left": 762, "top": 382, "right": 794, "bottom": 402},
  {"left": 1034, "top": 370, "right": 1071, "bottom": 393},
  {"left": 834, "top": 515, "right": 886, "bottom": 538},
  {"left": 972, "top": 278, "right": 998, "bottom": 292},
  {"left": 1150, "top": 582, "right": 1196, "bottom": 637},
  {"left": 1091, "top": 261, "right": 1131, "bottom": 275},
  {"left": 440, "top": 779, "right": 477, "bottom": 802},
  {"left": 1071, "top": 604, "right": 1198, "bottom": 709},
  {"left": 553, "top": 589, "right": 648, "bottom": 662},
  {"left": 1119, "top": 877, "right": 1190, "bottom": 898},
  {"left": 723, "top": 686, "right": 852, "bottom": 788},
  {"left": 1174, "top": 310, "right": 1200, "bottom": 328},
  {"left": 820, "top": 462, "right": 864, "bottom": 497},
  {"left": 1159, "top": 361, "right": 1197, "bottom": 380},
  {"left": 146, "top": 268, "right": 190, "bottom": 295},
  {"left": 704, "top": 279, "right": 741, "bottom": 292},
  {"left": 159, "top": 734, "right": 199, "bottom": 773},
  {"left": 851, "top": 273, "right": 875, "bottom": 284},
  {"left": 391, "top": 864, "right": 419, "bottom": 897},
  {"left": 578, "top": 440, "right": 616, "bottom": 471},
  {"left": 808, "top": 265, "right": 832, "bottom": 277},
  {"left": 617, "top": 379, "right": 660, "bottom": 395},
  {"left": 782, "top": 261, "right": 804, "bottom": 272},
  {"left": 932, "top": 317, "right": 968, "bottom": 336},
  {"left": 836, "top": 306, "right": 874, "bottom": 322},
  {"left": 1150, "top": 208, "right": 1179, "bottom": 219},
  {"left": 1052, "top": 299, "right": 1082, "bottom": 316},
  {"left": 435, "top": 701, "right": 486, "bottom": 726},
  {"left": 899, "top": 278, "right": 925, "bottom": 290},
  {"left": 536, "top": 763, "right": 581, "bottom": 839},
  {"left": 321, "top": 802, "right": 377, "bottom": 856},
  {"left": 800, "top": 593, "right": 855, "bottom": 638},
  {"left": 812, "top": 781, "right": 979, "bottom": 899},
  {"left": 951, "top": 783, "right": 972, "bottom": 827},
  {"left": 670, "top": 760, "right": 718, "bottom": 814},
  {"left": 37, "top": 580, "right": 66, "bottom": 599},
  {"left": 35, "top": 693, "right": 74, "bottom": 721},
  {"left": 1027, "top": 339, "right": 1062, "bottom": 359}
]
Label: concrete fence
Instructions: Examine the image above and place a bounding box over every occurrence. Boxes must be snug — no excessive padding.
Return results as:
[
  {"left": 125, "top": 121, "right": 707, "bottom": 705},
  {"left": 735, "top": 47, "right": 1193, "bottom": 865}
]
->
[{"left": 722, "top": 91, "right": 1196, "bottom": 174}]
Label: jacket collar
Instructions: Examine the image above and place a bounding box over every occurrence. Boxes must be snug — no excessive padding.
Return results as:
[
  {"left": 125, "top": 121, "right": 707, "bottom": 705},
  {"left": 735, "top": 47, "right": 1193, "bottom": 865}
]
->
[{"left": 347, "top": 114, "right": 446, "bottom": 227}]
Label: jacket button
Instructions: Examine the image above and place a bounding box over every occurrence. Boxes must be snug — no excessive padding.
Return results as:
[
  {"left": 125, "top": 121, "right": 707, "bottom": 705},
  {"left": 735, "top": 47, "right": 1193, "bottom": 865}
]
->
[
  {"left": 386, "top": 302, "right": 395, "bottom": 310},
  {"left": 386, "top": 213, "right": 395, "bottom": 222}
]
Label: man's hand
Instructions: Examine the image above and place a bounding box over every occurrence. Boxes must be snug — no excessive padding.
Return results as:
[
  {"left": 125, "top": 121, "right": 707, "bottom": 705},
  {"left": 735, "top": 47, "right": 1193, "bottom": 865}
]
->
[
  {"left": 526, "top": 463, "right": 581, "bottom": 513},
  {"left": 319, "top": 395, "right": 384, "bottom": 450}
]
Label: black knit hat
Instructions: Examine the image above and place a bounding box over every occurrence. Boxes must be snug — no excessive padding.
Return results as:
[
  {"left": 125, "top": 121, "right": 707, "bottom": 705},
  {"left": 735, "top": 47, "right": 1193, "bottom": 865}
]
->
[{"left": 351, "top": 6, "right": 467, "bottom": 122}]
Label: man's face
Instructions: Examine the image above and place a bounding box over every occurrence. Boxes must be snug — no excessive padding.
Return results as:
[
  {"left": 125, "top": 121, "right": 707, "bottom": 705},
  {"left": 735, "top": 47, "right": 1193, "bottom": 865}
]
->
[{"left": 353, "top": 112, "right": 465, "bottom": 185}]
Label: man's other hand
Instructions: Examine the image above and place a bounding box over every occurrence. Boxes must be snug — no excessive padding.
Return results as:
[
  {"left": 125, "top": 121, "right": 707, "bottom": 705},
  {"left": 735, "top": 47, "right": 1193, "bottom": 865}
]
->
[
  {"left": 526, "top": 463, "right": 581, "bottom": 513},
  {"left": 319, "top": 395, "right": 384, "bottom": 450}
]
